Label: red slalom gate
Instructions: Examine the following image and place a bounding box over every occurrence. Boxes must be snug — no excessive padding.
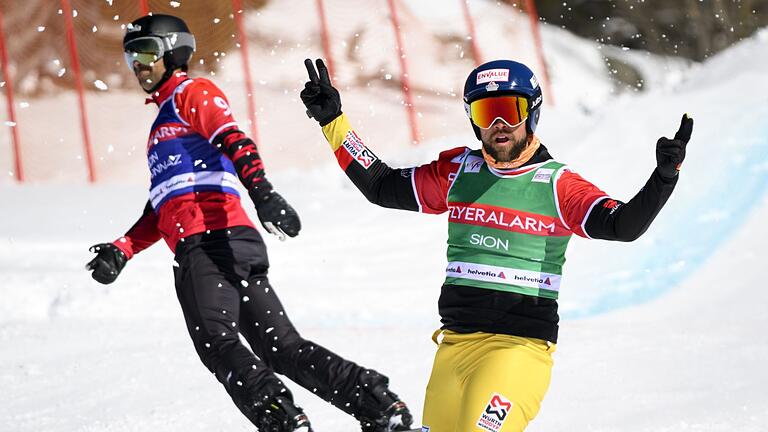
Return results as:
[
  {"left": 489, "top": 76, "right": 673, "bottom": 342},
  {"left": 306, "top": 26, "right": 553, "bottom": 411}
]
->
[
  {"left": 0, "top": 5, "right": 22, "bottom": 181},
  {"left": 139, "top": 0, "right": 149, "bottom": 15},
  {"left": 231, "top": 0, "right": 260, "bottom": 144},
  {"left": 523, "top": 0, "right": 555, "bottom": 106},
  {"left": 314, "top": 0, "right": 336, "bottom": 81},
  {"left": 386, "top": 0, "right": 419, "bottom": 145},
  {"left": 61, "top": 0, "right": 97, "bottom": 182},
  {"left": 460, "top": 0, "right": 483, "bottom": 65}
]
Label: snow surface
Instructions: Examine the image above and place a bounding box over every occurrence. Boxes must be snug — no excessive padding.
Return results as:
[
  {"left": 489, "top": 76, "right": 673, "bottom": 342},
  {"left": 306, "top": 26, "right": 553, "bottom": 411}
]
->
[{"left": 1, "top": 1, "right": 767, "bottom": 431}]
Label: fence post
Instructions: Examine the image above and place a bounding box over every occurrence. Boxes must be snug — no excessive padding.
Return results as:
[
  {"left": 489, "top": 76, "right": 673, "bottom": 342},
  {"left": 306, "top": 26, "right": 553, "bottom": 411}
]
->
[
  {"left": 523, "top": 0, "right": 554, "bottom": 105},
  {"left": 231, "top": 0, "right": 260, "bottom": 144},
  {"left": 61, "top": 0, "right": 96, "bottom": 182},
  {"left": 0, "top": 5, "right": 22, "bottom": 181},
  {"left": 386, "top": 0, "right": 419, "bottom": 145},
  {"left": 460, "top": 0, "right": 483, "bottom": 65},
  {"left": 314, "top": 0, "right": 336, "bottom": 81}
]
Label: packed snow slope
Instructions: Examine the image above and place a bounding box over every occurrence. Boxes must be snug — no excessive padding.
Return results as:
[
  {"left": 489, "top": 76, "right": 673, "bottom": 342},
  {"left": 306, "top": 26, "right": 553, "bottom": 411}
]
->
[{"left": 1, "top": 1, "right": 767, "bottom": 431}]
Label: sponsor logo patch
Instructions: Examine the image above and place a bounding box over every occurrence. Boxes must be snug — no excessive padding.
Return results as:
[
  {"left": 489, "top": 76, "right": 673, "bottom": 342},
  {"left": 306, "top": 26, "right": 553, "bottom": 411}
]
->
[
  {"left": 148, "top": 152, "right": 184, "bottom": 179},
  {"left": 446, "top": 264, "right": 462, "bottom": 274},
  {"left": 447, "top": 203, "right": 564, "bottom": 235},
  {"left": 530, "top": 93, "right": 543, "bottom": 109},
  {"left": 148, "top": 124, "right": 190, "bottom": 148},
  {"left": 532, "top": 167, "right": 555, "bottom": 183},
  {"left": 476, "top": 393, "right": 513, "bottom": 432},
  {"left": 446, "top": 261, "right": 561, "bottom": 292},
  {"left": 485, "top": 81, "right": 500, "bottom": 92},
  {"left": 464, "top": 155, "right": 485, "bottom": 173},
  {"left": 530, "top": 75, "right": 539, "bottom": 89},
  {"left": 476, "top": 69, "right": 510, "bottom": 84},
  {"left": 342, "top": 130, "right": 378, "bottom": 169}
]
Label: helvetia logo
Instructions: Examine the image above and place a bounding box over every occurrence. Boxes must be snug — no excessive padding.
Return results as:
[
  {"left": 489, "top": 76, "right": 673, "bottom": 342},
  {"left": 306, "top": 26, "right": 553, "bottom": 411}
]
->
[
  {"left": 447, "top": 265, "right": 463, "bottom": 274},
  {"left": 513, "top": 274, "right": 551, "bottom": 285},
  {"left": 476, "top": 393, "right": 513, "bottom": 432}
]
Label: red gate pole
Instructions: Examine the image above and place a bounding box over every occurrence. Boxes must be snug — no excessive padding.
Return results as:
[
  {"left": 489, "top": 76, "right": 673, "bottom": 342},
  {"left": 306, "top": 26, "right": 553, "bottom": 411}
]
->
[
  {"left": 386, "top": 0, "right": 419, "bottom": 145},
  {"left": 523, "top": 0, "right": 554, "bottom": 105},
  {"left": 314, "top": 0, "right": 336, "bottom": 81},
  {"left": 139, "top": 0, "right": 149, "bottom": 15},
  {"left": 231, "top": 0, "right": 260, "bottom": 144},
  {"left": 61, "top": 0, "right": 96, "bottom": 182},
  {"left": 460, "top": 0, "right": 483, "bottom": 65},
  {"left": 0, "top": 5, "right": 23, "bottom": 181}
]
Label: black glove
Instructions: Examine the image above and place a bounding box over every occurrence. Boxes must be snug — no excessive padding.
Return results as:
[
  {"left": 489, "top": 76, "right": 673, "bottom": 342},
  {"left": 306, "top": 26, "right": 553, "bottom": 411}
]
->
[
  {"left": 656, "top": 113, "right": 693, "bottom": 180},
  {"left": 300, "top": 58, "right": 342, "bottom": 126},
  {"left": 85, "top": 243, "right": 127, "bottom": 284},
  {"left": 249, "top": 188, "right": 301, "bottom": 240}
]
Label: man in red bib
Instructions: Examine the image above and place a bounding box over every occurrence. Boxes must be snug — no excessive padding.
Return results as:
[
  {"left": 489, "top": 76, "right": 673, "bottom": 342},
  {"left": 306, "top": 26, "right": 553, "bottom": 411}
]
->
[
  {"left": 301, "top": 58, "right": 693, "bottom": 431},
  {"left": 85, "top": 15, "right": 412, "bottom": 432}
]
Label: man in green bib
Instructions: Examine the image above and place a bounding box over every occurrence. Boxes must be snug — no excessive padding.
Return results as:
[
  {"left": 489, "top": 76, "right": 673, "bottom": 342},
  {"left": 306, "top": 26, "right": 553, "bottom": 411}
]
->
[{"left": 300, "top": 58, "right": 692, "bottom": 432}]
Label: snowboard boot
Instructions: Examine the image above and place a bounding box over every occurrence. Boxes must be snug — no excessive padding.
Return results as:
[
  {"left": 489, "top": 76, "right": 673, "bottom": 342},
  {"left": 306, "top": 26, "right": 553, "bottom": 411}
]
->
[
  {"left": 357, "top": 372, "right": 413, "bottom": 432},
  {"left": 255, "top": 396, "right": 313, "bottom": 432}
]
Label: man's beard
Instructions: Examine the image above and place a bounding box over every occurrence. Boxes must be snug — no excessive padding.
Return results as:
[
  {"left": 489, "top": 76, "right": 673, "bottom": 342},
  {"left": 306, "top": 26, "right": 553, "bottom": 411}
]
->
[{"left": 482, "top": 132, "right": 529, "bottom": 163}]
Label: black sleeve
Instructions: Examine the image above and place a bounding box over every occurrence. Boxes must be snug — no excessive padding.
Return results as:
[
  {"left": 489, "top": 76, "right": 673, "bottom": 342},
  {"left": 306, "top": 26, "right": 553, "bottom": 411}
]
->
[
  {"left": 585, "top": 169, "right": 679, "bottom": 241},
  {"left": 344, "top": 157, "right": 420, "bottom": 211},
  {"left": 212, "top": 129, "right": 272, "bottom": 195}
]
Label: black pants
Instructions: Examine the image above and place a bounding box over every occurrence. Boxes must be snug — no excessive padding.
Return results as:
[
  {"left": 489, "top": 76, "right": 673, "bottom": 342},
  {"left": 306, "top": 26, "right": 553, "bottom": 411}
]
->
[{"left": 173, "top": 226, "right": 387, "bottom": 425}]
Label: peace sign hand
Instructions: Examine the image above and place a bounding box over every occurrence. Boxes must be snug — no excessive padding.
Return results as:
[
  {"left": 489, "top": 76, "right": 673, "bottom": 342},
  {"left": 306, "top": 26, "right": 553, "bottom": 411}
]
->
[{"left": 301, "top": 58, "right": 342, "bottom": 126}]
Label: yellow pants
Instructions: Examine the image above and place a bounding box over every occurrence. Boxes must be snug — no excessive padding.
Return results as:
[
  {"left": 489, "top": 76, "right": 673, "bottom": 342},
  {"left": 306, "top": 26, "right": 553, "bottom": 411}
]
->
[{"left": 421, "top": 331, "right": 555, "bottom": 432}]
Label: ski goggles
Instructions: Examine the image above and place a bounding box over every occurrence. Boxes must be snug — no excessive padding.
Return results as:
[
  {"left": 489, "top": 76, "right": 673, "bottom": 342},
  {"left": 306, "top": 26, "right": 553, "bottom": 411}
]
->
[
  {"left": 467, "top": 95, "right": 530, "bottom": 129},
  {"left": 123, "top": 33, "right": 195, "bottom": 71}
]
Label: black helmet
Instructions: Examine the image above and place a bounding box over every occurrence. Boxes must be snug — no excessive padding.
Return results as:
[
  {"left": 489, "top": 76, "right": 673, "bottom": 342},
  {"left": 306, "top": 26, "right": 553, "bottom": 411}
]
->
[{"left": 123, "top": 14, "right": 196, "bottom": 92}]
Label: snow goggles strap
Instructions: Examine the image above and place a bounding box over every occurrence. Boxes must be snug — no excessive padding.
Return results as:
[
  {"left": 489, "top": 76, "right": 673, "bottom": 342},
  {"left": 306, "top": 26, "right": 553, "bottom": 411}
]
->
[
  {"left": 468, "top": 95, "right": 529, "bottom": 129},
  {"left": 124, "top": 37, "right": 164, "bottom": 70}
]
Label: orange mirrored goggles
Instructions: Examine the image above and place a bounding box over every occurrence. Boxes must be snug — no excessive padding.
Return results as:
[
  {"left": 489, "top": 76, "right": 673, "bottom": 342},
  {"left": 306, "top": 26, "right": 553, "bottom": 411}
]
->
[{"left": 468, "top": 95, "right": 529, "bottom": 129}]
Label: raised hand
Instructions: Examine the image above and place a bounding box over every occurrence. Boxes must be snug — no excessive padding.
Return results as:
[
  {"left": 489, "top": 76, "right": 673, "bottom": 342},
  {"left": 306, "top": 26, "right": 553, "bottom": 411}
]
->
[
  {"left": 656, "top": 113, "right": 693, "bottom": 179},
  {"left": 300, "top": 58, "right": 342, "bottom": 126}
]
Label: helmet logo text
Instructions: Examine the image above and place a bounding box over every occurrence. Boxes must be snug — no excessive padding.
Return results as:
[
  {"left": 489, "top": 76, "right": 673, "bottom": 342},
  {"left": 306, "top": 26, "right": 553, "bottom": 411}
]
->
[{"left": 476, "top": 69, "right": 510, "bottom": 84}]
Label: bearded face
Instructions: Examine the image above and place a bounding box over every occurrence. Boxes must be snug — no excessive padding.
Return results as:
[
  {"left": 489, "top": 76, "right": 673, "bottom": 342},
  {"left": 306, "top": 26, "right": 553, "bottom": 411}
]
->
[{"left": 479, "top": 120, "right": 529, "bottom": 163}]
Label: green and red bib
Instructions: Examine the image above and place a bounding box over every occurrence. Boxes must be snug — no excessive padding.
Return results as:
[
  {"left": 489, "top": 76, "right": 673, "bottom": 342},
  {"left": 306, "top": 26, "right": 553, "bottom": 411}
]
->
[{"left": 445, "top": 150, "right": 571, "bottom": 299}]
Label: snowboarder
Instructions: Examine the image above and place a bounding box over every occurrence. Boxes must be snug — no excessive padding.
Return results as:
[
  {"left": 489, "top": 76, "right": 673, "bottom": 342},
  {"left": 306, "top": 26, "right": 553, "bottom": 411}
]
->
[
  {"left": 85, "top": 15, "right": 412, "bottom": 432},
  {"left": 300, "top": 58, "right": 692, "bottom": 431}
]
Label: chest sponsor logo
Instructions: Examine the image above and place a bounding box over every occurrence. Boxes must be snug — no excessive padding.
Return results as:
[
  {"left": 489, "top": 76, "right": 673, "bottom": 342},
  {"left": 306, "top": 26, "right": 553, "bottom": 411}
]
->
[
  {"left": 448, "top": 203, "right": 568, "bottom": 236},
  {"left": 532, "top": 167, "right": 555, "bottom": 183},
  {"left": 464, "top": 155, "right": 484, "bottom": 173},
  {"left": 148, "top": 151, "right": 184, "bottom": 179},
  {"left": 342, "top": 130, "right": 377, "bottom": 169},
  {"left": 148, "top": 124, "right": 190, "bottom": 148},
  {"left": 470, "top": 233, "right": 509, "bottom": 251},
  {"left": 476, "top": 69, "right": 510, "bottom": 84},
  {"left": 476, "top": 393, "right": 513, "bottom": 432}
]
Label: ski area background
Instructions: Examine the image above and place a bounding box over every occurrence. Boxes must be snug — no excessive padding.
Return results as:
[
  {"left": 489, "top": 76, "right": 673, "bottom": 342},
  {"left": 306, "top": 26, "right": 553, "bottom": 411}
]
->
[{"left": 1, "top": 1, "right": 767, "bottom": 431}]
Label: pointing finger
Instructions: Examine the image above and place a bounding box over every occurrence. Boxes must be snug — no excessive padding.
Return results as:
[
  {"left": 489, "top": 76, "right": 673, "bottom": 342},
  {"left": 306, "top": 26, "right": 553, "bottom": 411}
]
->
[{"left": 673, "top": 113, "right": 693, "bottom": 144}]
